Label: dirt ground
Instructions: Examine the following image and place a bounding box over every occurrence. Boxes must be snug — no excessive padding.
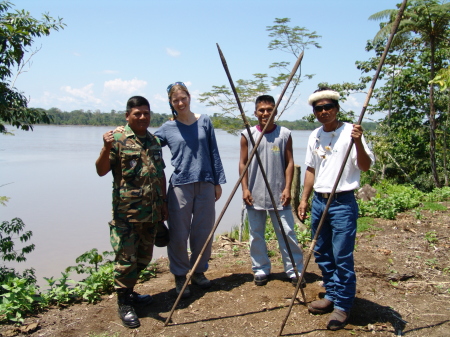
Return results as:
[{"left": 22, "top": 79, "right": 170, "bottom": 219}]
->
[{"left": 2, "top": 203, "right": 450, "bottom": 337}]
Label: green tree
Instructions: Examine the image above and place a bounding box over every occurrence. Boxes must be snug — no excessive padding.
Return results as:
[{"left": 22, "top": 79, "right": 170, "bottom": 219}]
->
[
  {"left": 369, "top": 0, "right": 450, "bottom": 187},
  {"left": 199, "top": 76, "right": 271, "bottom": 118},
  {"left": 356, "top": 34, "right": 449, "bottom": 190},
  {"left": 0, "top": 1, "right": 65, "bottom": 134},
  {"left": 266, "top": 18, "right": 320, "bottom": 115},
  {"left": 430, "top": 67, "right": 450, "bottom": 185},
  {"left": 199, "top": 18, "right": 320, "bottom": 131}
]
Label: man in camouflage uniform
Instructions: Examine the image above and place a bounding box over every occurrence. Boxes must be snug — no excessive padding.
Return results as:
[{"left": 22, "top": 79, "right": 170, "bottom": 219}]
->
[{"left": 96, "top": 96, "right": 167, "bottom": 328}]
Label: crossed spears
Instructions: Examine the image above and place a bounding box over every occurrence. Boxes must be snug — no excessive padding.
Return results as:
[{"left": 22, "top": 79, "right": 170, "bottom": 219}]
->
[{"left": 164, "top": 1, "right": 407, "bottom": 334}]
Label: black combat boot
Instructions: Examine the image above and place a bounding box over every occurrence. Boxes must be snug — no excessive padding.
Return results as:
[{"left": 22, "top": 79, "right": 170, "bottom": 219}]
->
[{"left": 117, "top": 288, "right": 140, "bottom": 328}]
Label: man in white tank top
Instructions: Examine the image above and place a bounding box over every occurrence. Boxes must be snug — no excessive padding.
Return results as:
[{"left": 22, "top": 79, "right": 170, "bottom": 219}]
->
[{"left": 239, "top": 95, "right": 304, "bottom": 287}]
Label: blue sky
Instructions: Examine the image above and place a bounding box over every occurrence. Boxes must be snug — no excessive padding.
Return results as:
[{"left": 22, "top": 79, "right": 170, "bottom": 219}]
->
[{"left": 11, "top": 0, "right": 400, "bottom": 121}]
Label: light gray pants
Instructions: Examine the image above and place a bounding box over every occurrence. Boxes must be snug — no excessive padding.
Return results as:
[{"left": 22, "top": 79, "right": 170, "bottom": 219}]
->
[
  {"left": 167, "top": 182, "right": 215, "bottom": 276},
  {"left": 248, "top": 207, "right": 304, "bottom": 278}
]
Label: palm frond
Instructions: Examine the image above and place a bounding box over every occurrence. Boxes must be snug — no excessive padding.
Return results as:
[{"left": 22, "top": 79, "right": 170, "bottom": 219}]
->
[{"left": 369, "top": 9, "right": 397, "bottom": 21}]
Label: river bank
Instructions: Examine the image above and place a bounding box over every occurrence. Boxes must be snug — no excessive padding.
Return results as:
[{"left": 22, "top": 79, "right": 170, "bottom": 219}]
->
[{"left": 2, "top": 201, "right": 449, "bottom": 336}]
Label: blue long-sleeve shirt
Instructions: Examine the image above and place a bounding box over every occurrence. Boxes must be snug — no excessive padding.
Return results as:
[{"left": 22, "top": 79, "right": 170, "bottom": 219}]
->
[{"left": 154, "top": 114, "right": 226, "bottom": 186}]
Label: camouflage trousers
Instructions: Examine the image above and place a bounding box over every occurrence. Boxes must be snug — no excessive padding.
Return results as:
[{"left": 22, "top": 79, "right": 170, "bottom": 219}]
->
[{"left": 109, "top": 219, "right": 156, "bottom": 289}]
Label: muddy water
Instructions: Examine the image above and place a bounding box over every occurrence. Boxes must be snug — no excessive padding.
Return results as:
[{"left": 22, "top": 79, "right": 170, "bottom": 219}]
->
[{"left": 0, "top": 125, "right": 310, "bottom": 286}]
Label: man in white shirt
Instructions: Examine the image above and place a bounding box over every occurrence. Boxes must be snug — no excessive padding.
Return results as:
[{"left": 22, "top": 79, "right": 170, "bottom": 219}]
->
[{"left": 298, "top": 87, "right": 374, "bottom": 331}]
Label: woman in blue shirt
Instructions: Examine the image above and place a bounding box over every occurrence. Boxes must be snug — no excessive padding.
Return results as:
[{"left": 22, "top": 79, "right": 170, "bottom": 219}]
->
[{"left": 155, "top": 82, "right": 226, "bottom": 298}]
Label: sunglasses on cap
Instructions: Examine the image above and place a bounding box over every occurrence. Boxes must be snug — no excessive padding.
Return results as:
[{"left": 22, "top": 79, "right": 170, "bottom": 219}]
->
[
  {"left": 313, "top": 103, "right": 335, "bottom": 113},
  {"left": 167, "top": 81, "right": 186, "bottom": 94}
]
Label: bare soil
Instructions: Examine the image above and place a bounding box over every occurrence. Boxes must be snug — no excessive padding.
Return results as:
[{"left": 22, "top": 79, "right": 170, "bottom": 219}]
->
[{"left": 2, "top": 204, "right": 450, "bottom": 337}]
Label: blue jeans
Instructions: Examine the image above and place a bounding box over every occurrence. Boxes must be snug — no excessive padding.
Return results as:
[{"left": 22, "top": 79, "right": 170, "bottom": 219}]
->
[
  {"left": 311, "top": 191, "right": 358, "bottom": 312},
  {"left": 247, "top": 207, "right": 304, "bottom": 278}
]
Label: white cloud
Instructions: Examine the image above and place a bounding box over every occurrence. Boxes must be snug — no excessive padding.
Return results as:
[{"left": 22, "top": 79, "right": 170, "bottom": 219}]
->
[
  {"left": 29, "top": 91, "right": 53, "bottom": 107},
  {"left": 103, "top": 70, "right": 119, "bottom": 74},
  {"left": 153, "top": 93, "right": 167, "bottom": 102},
  {"left": 166, "top": 48, "right": 181, "bottom": 57},
  {"left": 60, "top": 84, "right": 102, "bottom": 104},
  {"left": 103, "top": 78, "right": 147, "bottom": 96},
  {"left": 343, "top": 95, "right": 361, "bottom": 108}
]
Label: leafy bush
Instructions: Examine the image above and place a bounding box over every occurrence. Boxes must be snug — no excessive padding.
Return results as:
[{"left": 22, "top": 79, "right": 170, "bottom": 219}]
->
[
  {"left": 295, "top": 227, "right": 311, "bottom": 248},
  {"left": 74, "top": 263, "right": 114, "bottom": 303},
  {"left": 0, "top": 217, "right": 118, "bottom": 322},
  {"left": 0, "top": 276, "right": 41, "bottom": 323},
  {"left": 0, "top": 217, "right": 40, "bottom": 322},
  {"left": 66, "top": 248, "right": 114, "bottom": 274},
  {"left": 45, "top": 249, "right": 116, "bottom": 305},
  {"left": 425, "top": 187, "right": 450, "bottom": 202},
  {"left": 358, "top": 184, "right": 422, "bottom": 219},
  {"left": 138, "top": 262, "right": 158, "bottom": 282},
  {"left": 358, "top": 184, "right": 449, "bottom": 220},
  {"left": 42, "top": 272, "right": 77, "bottom": 306},
  {"left": 0, "top": 267, "right": 36, "bottom": 296},
  {"left": 0, "top": 218, "right": 35, "bottom": 263}
]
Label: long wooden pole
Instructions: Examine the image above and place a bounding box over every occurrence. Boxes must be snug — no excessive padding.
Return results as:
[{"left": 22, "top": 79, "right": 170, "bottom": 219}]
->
[
  {"left": 216, "top": 43, "right": 306, "bottom": 302},
  {"left": 164, "top": 48, "right": 305, "bottom": 326},
  {"left": 278, "top": 1, "right": 408, "bottom": 335}
]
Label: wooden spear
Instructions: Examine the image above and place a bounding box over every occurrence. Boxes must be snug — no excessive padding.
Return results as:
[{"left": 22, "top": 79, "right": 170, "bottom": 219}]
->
[
  {"left": 216, "top": 43, "right": 306, "bottom": 303},
  {"left": 164, "top": 47, "right": 305, "bottom": 326},
  {"left": 278, "top": 0, "right": 408, "bottom": 335}
]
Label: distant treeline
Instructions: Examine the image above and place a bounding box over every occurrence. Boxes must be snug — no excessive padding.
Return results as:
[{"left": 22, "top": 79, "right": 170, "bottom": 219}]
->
[
  {"left": 40, "top": 108, "right": 171, "bottom": 128},
  {"left": 38, "top": 108, "right": 377, "bottom": 131}
]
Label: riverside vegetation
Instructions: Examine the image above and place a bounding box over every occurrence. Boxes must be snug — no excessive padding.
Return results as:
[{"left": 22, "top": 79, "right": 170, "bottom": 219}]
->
[
  {"left": 32, "top": 107, "right": 378, "bottom": 134},
  {"left": 1, "top": 184, "right": 449, "bottom": 326}
]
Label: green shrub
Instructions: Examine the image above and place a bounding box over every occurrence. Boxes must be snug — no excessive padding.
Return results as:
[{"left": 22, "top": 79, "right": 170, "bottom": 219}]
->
[
  {"left": 0, "top": 218, "right": 35, "bottom": 263},
  {"left": 42, "top": 272, "right": 77, "bottom": 306},
  {"left": 357, "top": 184, "right": 450, "bottom": 220},
  {"left": 0, "top": 276, "right": 41, "bottom": 323},
  {"left": 358, "top": 184, "right": 422, "bottom": 219},
  {"left": 0, "top": 267, "right": 36, "bottom": 297},
  {"left": 74, "top": 263, "right": 114, "bottom": 304},
  {"left": 138, "top": 262, "right": 158, "bottom": 282},
  {"left": 425, "top": 187, "right": 450, "bottom": 202},
  {"left": 66, "top": 248, "right": 114, "bottom": 275}
]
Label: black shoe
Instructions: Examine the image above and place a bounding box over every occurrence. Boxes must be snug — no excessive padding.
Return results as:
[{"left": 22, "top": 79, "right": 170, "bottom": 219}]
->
[
  {"left": 290, "top": 276, "right": 306, "bottom": 288},
  {"left": 131, "top": 291, "right": 153, "bottom": 305},
  {"left": 254, "top": 274, "right": 268, "bottom": 286},
  {"left": 117, "top": 289, "right": 140, "bottom": 328},
  {"left": 191, "top": 272, "right": 212, "bottom": 289},
  {"left": 118, "top": 303, "right": 140, "bottom": 328},
  {"left": 175, "top": 275, "right": 191, "bottom": 298}
]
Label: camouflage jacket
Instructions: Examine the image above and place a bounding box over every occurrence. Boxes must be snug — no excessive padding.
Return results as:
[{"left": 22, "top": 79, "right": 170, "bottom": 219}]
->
[{"left": 109, "top": 124, "right": 165, "bottom": 223}]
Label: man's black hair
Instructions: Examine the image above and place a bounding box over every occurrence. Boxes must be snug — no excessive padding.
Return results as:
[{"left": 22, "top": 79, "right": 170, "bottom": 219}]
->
[
  {"left": 126, "top": 96, "right": 150, "bottom": 113},
  {"left": 255, "top": 95, "right": 275, "bottom": 108}
]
